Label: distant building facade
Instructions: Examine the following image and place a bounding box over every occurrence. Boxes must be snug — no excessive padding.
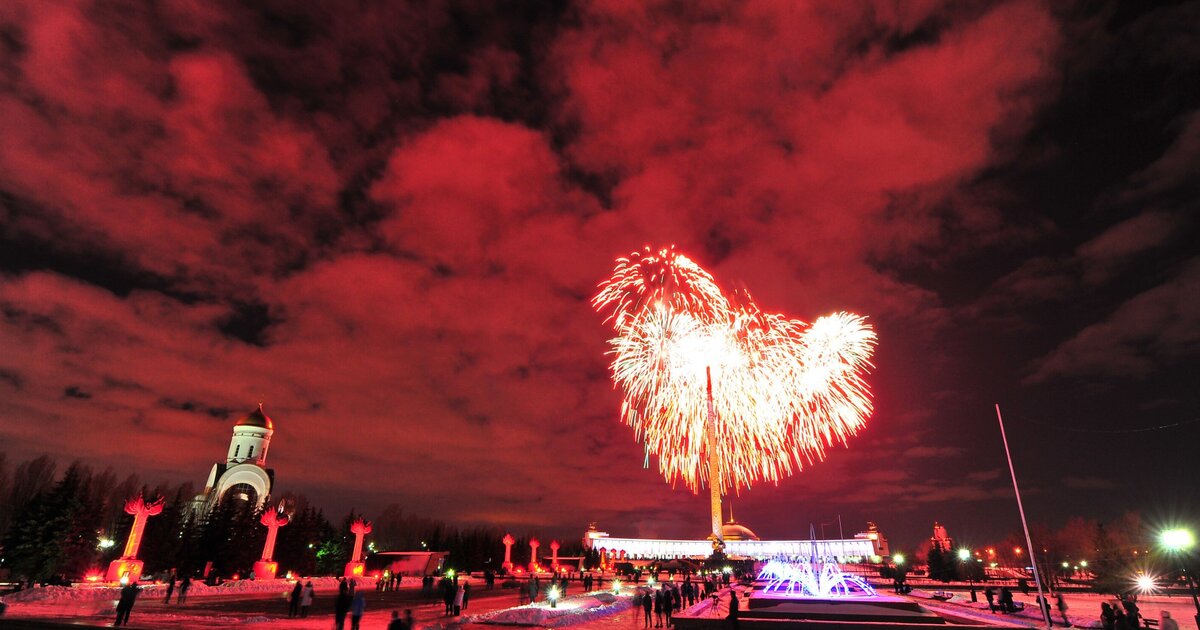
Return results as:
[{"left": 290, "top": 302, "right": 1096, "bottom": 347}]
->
[
  {"left": 582, "top": 520, "right": 885, "bottom": 561},
  {"left": 930, "top": 521, "right": 953, "bottom": 552}
]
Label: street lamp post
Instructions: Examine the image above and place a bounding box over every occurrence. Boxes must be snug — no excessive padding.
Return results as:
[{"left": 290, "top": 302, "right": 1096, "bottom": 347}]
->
[
  {"left": 1160, "top": 529, "right": 1200, "bottom": 629},
  {"left": 958, "top": 549, "right": 978, "bottom": 602}
]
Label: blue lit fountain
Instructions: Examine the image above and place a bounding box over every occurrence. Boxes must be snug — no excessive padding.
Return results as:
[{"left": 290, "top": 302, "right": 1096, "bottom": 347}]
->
[
  {"left": 757, "top": 558, "right": 877, "bottom": 598},
  {"left": 674, "top": 554, "right": 998, "bottom": 630}
]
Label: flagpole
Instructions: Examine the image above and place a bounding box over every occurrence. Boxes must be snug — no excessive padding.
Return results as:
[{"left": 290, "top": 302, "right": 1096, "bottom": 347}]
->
[{"left": 995, "top": 404, "right": 1051, "bottom": 628}]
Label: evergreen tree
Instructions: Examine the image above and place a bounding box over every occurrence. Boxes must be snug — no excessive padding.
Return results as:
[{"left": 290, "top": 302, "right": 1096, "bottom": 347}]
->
[
  {"left": 927, "top": 545, "right": 955, "bottom": 582},
  {"left": 141, "top": 486, "right": 191, "bottom": 575},
  {"left": 313, "top": 511, "right": 345, "bottom": 576},
  {"left": 2, "top": 462, "right": 100, "bottom": 581}
]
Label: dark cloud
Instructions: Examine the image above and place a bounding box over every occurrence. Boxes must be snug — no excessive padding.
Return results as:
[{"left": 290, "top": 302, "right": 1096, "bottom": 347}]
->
[{"left": 0, "top": 0, "right": 1197, "bottom": 545}]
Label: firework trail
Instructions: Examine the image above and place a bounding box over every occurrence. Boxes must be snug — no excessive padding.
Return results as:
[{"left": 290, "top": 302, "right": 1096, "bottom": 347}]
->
[{"left": 594, "top": 246, "right": 876, "bottom": 496}]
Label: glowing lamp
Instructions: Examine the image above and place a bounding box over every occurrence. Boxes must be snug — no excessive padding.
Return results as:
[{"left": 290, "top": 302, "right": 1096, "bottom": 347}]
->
[
  {"left": 549, "top": 586, "right": 560, "bottom": 608},
  {"left": 119, "top": 575, "right": 129, "bottom": 586},
  {"left": 957, "top": 549, "right": 971, "bottom": 561},
  {"left": 1162, "top": 529, "right": 1195, "bottom": 551},
  {"left": 1135, "top": 574, "right": 1156, "bottom": 593},
  {"left": 893, "top": 554, "right": 905, "bottom": 565},
  {"left": 1062, "top": 562, "right": 1069, "bottom": 568},
  {"left": 612, "top": 578, "right": 622, "bottom": 594},
  {"left": 98, "top": 538, "right": 115, "bottom": 549},
  {"left": 1013, "top": 548, "right": 1022, "bottom": 555},
  {"left": 1080, "top": 561, "right": 1088, "bottom": 567}
]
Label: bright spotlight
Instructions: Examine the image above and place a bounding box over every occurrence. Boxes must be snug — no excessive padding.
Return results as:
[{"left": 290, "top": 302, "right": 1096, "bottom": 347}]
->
[
  {"left": 1135, "top": 574, "right": 1156, "bottom": 593},
  {"left": 1161, "top": 529, "right": 1195, "bottom": 551},
  {"left": 957, "top": 548, "right": 971, "bottom": 561}
]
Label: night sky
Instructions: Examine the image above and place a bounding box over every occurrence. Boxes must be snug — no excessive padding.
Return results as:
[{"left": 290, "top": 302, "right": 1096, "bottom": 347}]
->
[{"left": 0, "top": 1, "right": 1197, "bottom": 548}]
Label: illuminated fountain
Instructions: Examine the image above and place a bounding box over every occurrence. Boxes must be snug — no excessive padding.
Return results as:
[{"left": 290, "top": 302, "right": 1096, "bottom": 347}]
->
[{"left": 757, "top": 559, "right": 876, "bottom": 598}]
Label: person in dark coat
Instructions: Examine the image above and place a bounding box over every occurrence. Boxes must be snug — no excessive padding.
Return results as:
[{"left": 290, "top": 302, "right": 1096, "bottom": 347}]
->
[
  {"left": 1101, "top": 603, "right": 1116, "bottom": 630},
  {"left": 642, "top": 589, "right": 653, "bottom": 628},
  {"left": 727, "top": 591, "right": 739, "bottom": 630},
  {"left": 999, "top": 587, "right": 1014, "bottom": 613},
  {"left": 664, "top": 586, "right": 676, "bottom": 626},
  {"left": 351, "top": 590, "right": 366, "bottom": 630},
  {"left": 1056, "top": 592, "right": 1071, "bottom": 627},
  {"left": 654, "top": 587, "right": 664, "bottom": 627},
  {"left": 334, "top": 582, "right": 353, "bottom": 630},
  {"left": 178, "top": 575, "right": 192, "bottom": 604},
  {"left": 1122, "top": 598, "right": 1141, "bottom": 629},
  {"left": 442, "top": 578, "right": 455, "bottom": 615},
  {"left": 984, "top": 587, "right": 995, "bottom": 612},
  {"left": 289, "top": 580, "right": 303, "bottom": 618},
  {"left": 114, "top": 582, "right": 140, "bottom": 626}
]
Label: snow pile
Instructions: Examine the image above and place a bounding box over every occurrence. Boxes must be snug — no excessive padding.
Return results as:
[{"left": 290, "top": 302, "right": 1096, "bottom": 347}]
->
[
  {"left": 446, "top": 592, "right": 632, "bottom": 627},
  {"left": 4, "top": 575, "right": 384, "bottom": 604}
]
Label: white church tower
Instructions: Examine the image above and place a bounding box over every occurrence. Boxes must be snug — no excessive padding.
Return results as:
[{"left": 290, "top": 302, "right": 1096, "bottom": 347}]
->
[{"left": 198, "top": 404, "right": 276, "bottom": 509}]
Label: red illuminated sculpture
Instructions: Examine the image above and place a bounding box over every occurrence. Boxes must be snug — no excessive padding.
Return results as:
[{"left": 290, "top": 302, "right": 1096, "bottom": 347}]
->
[
  {"left": 253, "top": 502, "right": 291, "bottom": 579},
  {"left": 344, "top": 518, "right": 372, "bottom": 578},
  {"left": 105, "top": 494, "right": 165, "bottom": 583},
  {"left": 528, "top": 537, "right": 540, "bottom": 572},
  {"left": 550, "top": 540, "right": 560, "bottom": 569},
  {"left": 502, "top": 533, "right": 515, "bottom": 571}
]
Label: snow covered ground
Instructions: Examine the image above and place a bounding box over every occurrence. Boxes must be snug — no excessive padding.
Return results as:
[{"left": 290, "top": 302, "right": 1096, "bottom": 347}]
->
[
  {"left": 2, "top": 575, "right": 383, "bottom": 604},
  {"left": 908, "top": 588, "right": 1199, "bottom": 630},
  {"left": 452, "top": 591, "right": 633, "bottom": 628},
  {"left": 2, "top": 580, "right": 1195, "bottom": 630}
]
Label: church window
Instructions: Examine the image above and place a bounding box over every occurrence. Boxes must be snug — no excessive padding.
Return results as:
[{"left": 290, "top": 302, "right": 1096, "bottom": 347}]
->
[
  {"left": 234, "top": 445, "right": 240, "bottom": 458},
  {"left": 248, "top": 445, "right": 254, "bottom": 459}
]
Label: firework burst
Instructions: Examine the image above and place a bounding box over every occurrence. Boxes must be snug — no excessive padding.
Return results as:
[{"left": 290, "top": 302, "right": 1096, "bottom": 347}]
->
[{"left": 594, "top": 246, "right": 876, "bottom": 496}]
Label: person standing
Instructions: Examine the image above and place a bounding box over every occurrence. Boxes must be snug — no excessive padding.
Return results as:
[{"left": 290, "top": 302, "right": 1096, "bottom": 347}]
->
[
  {"left": 462, "top": 582, "right": 471, "bottom": 611},
  {"left": 1101, "top": 603, "right": 1116, "bottom": 630},
  {"left": 984, "top": 587, "right": 995, "bottom": 613},
  {"left": 388, "top": 610, "right": 405, "bottom": 630},
  {"left": 1056, "top": 592, "right": 1070, "bottom": 627},
  {"left": 350, "top": 590, "right": 366, "bottom": 630},
  {"left": 178, "top": 575, "right": 191, "bottom": 604},
  {"left": 289, "top": 580, "right": 303, "bottom": 618},
  {"left": 1122, "top": 597, "right": 1141, "bottom": 629},
  {"left": 664, "top": 586, "right": 675, "bottom": 627},
  {"left": 334, "top": 581, "right": 352, "bottom": 630},
  {"left": 163, "top": 573, "right": 176, "bottom": 604},
  {"left": 441, "top": 577, "right": 454, "bottom": 615},
  {"left": 1113, "top": 605, "right": 1128, "bottom": 630},
  {"left": 727, "top": 591, "right": 739, "bottom": 630},
  {"left": 1159, "top": 611, "right": 1178, "bottom": 630},
  {"left": 642, "top": 588, "right": 653, "bottom": 628},
  {"left": 654, "top": 587, "right": 664, "bottom": 628},
  {"left": 114, "top": 581, "right": 140, "bottom": 626},
  {"left": 300, "top": 581, "right": 314, "bottom": 618},
  {"left": 454, "top": 582, "right": 465, "bottom": 616}
]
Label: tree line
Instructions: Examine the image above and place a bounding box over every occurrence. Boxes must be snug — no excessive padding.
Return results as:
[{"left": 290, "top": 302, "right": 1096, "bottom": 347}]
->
[
  {"left": 886, "top": 513, "right": 1198, "bottom": 595},
  {"left": 0, "top": 453, "right": 578, "bottom": 584}
]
